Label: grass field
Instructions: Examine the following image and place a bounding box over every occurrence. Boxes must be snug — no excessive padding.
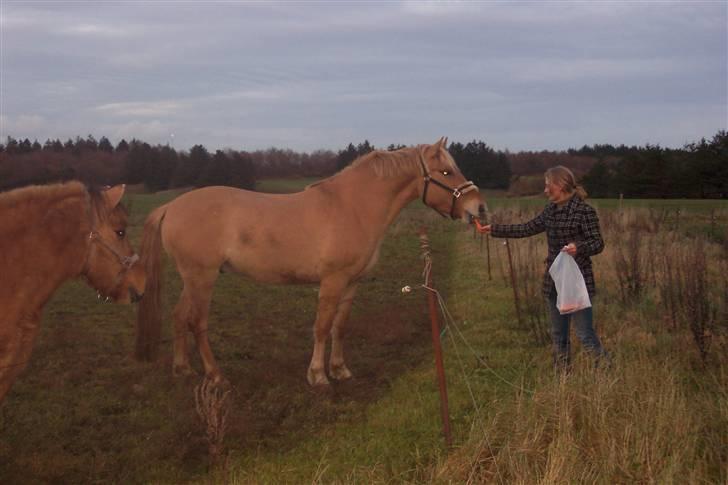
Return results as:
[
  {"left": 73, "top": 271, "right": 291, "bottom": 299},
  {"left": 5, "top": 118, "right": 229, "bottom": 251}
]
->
[{"left": 0, "top": 179, "right": 725, "bottom": 483}]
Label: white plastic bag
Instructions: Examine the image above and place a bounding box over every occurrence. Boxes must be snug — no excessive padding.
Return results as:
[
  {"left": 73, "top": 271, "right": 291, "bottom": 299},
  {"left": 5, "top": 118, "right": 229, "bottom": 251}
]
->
[{"left": 548, "top": 252, "right": 591, "bottom": 315}]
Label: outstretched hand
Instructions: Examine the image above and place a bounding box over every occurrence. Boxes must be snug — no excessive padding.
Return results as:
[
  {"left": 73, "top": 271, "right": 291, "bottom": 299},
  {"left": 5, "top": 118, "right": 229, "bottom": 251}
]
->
[{"left": 473, "top": 219, "right": 491, "bottom": 234}]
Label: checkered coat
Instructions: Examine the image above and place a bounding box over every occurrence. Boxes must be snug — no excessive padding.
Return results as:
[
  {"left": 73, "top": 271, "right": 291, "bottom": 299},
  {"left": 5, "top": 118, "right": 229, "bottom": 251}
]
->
[{"left": 490, "top": 196, "right": 604, "bottom": 298}]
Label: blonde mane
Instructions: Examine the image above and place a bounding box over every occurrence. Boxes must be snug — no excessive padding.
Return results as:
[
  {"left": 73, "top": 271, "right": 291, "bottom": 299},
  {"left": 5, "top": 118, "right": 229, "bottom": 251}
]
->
[
  {"left": 306, "top": 145, "right": 456, "bottom": 190},
  {"left": 0, "top": 182, "right": 87, "bottom": 235},
  {"left": 0, "top": 181, "right": 124, "bottom": 241},
  {"left": 0, "top": 181, "right": 85, "bottom": 210}
]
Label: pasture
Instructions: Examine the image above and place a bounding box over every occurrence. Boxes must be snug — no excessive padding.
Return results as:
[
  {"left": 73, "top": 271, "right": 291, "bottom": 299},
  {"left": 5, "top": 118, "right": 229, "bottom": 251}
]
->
[{"left": 1, "top": 181, "right": 726, "bottom": 483}]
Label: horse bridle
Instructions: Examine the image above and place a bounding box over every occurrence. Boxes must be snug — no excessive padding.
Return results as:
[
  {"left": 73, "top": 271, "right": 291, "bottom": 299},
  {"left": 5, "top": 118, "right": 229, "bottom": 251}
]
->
[
  {"left": 81, "top": 197, "right": 140, "bottom": 301},
  {"left": 417, "top": 150, "right": 478, "bottom": 219}
]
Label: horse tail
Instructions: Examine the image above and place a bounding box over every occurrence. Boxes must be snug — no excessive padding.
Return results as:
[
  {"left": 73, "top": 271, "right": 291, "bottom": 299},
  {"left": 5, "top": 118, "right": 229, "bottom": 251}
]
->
[{"left": 135, "top": 204, "right": 168, "bottom": 361}]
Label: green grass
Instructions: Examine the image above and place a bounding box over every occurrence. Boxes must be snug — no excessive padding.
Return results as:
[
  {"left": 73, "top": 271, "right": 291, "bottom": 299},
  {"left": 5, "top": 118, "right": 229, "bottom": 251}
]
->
[{"left": 1, "top": 180, "right": 725, "bottom": 484}]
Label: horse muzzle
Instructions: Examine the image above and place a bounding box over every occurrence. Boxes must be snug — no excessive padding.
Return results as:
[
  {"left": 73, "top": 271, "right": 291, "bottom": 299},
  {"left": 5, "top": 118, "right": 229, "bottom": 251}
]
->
[
  {"left": 130, "top": 287, "right": 144, "bottom": 303},
  {"left": 461, "top": 199, "right": 488, "bottom": 224}
]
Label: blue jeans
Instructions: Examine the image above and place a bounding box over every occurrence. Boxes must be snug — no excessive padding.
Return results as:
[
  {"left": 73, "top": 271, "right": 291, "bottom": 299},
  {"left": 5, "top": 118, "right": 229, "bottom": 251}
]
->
[{"left": 546, "top": 294, "right": 608, "bottom": 370}]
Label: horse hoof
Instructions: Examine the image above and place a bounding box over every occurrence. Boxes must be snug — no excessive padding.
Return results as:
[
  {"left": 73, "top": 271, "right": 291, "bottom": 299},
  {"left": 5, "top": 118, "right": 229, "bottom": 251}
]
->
[
  {"left": 173, "top": 365, "right": 198, "bottom": 378},
  {"left": 307, "top": 367, "right": 330, "bottom": 387},
  {"left": 206, "top": 374, "right": 231, "bottom": 390},
  {"left": 329, "top": 364, "right": 353, "bottom": 381}
]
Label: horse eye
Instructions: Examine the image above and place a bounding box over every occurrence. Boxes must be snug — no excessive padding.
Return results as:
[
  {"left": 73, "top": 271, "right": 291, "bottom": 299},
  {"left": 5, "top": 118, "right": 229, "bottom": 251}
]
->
[
  {"left": 116, "top": 229, "right": 126, "bottom": 239},
  {"left": 441, "top": 170, "right": 450, "bottom": 176}
]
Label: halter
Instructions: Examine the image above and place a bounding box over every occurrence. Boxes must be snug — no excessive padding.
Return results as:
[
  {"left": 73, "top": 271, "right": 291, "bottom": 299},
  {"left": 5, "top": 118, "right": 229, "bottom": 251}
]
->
[
  {"left": 81, "top": 195, "right": 140, "bottom": 301},
  {"left": 418, "top": 150, "right": 478, "bottom": 219}
]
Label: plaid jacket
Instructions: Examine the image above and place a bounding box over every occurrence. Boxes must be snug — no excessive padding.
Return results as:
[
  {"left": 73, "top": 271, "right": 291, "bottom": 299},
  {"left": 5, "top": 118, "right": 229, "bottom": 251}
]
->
[{"left": 490, "top": 196, "right": 604, "bottom": 298}]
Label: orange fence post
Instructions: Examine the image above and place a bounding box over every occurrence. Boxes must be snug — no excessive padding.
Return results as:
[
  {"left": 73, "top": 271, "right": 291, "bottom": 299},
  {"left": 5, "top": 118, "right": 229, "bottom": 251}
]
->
[{"left": 418, "top": 227, "right": 453, "bottom": 448}]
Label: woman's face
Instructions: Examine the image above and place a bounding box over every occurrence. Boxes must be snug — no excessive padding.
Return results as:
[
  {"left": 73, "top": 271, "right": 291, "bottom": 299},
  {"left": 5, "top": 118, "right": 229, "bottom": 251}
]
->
[{"left": 544, "top": 177, "right": 569, "bottom": 204}]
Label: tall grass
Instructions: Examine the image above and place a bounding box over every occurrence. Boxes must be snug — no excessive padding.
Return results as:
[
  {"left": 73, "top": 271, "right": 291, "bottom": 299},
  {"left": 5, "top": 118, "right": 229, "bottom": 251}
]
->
[
  {"left": 435, "top": 204, "right": 727, "bottom": 484},
  {"left": 440, "top": 351, "right": 725, "bottom": 484}
]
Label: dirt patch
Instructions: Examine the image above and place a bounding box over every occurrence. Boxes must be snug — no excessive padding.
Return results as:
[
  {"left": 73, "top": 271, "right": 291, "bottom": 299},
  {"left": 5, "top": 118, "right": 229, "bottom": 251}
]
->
[
  {"left": 1, "top": 218, "right": 442, "bottom": 483},
  {"left": 347, "top": 308, "right": 424, "bottom": 345}
]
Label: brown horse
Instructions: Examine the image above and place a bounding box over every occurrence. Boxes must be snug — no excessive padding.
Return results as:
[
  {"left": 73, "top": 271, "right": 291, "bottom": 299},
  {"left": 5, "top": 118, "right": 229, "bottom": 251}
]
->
[
  {"left": 0, "top": 181, "right": 146, "bottom": 402},
  {"left": 136, "top": 138, "right": 484, "bottom": 386}
]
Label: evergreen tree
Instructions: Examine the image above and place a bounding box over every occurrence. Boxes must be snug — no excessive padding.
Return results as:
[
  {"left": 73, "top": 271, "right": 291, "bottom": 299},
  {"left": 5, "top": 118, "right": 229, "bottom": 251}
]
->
[
  {"left": 448, "top": 140, "right": 510, "bottom": 189},
  {"left": 19, "top": 138, "right": 33, "bottom": 154},
  {"left": 125, "top": 141, "right": 151, "bottom": 185},
  {"left": 98, "top": 136, "right": 113, "bottom": 153},
  {"left": 582, "top": 159, "right": 614, "bottom": 198},
  {"left": 4, "top": 137, "right": 18, "bottom": 154},
  {"left": 143, "top": 145, "right": 177, "bottom": 191},
  {"left": 199, "top": 150, "right": 231, "bottom": 187},
  {"left": 335, "top": 140, "right": 374, "bottom": 171},
  {"left": 228, "top": 151, "right": 256, "bottom": 189},
  {"left": 188, "top": 144, "right": 211, "bottom": 187},
  {"left": 85, "top": 134, "right": 98, "bottom": 151},
  {"left": 115, "top": 139, "right": 129, "bottom": 152}
]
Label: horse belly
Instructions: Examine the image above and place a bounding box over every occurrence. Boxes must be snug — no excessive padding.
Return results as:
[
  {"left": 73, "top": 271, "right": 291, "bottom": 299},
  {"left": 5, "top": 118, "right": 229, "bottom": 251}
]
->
[{"left": 224, "top": 250, "right": 320, "bottom": 285}]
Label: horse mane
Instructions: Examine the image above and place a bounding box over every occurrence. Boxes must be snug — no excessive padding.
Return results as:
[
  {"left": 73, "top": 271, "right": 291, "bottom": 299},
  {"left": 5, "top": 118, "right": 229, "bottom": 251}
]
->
[
  {"left": 0, "top": 181, "right": 85, "bottom": 210},
  {"left": 306, "top": 145, "right": 456, "bottom": 190},
  {"left": 0, "top": 181, "right": 122, "bottom": 238}
]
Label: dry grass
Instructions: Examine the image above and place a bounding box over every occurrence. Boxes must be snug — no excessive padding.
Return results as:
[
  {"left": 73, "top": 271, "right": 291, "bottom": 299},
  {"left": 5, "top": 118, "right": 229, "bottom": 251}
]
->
[
  {"left": 435, "top": 204, "right": 727, "bottom": 484},
  {"left": 194, "top": 377, "right": 232, "bottom": 472}
]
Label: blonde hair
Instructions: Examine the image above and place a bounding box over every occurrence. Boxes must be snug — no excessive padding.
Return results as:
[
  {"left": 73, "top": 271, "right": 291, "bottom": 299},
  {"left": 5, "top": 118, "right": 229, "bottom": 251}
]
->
[{"left": 545, "top": 165, "right": 588, "bottom": 199}]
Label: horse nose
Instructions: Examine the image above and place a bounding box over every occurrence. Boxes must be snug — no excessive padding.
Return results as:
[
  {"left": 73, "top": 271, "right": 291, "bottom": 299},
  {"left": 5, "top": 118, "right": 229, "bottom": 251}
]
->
[{"left": 130, "top": 287, "right": 144, "bottom": 303}]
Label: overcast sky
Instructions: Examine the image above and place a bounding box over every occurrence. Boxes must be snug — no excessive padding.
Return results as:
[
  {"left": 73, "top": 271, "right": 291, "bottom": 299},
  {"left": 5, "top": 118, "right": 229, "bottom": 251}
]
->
[{"left": 1, "top": 1, "right": 726, "bottom": 153}]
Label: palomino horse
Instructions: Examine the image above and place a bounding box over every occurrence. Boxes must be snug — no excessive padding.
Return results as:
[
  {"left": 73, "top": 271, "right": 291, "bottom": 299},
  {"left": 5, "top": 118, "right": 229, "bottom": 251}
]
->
[
  {"left": 0, "top": 181, "right": 146, "bottom": 402},
  {"left": 136, "top": 138, "right": 485, "bottom": 386}
]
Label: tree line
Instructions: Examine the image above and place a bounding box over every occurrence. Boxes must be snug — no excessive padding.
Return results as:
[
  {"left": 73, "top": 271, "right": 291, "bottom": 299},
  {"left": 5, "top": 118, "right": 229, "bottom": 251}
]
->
[
  {"left": 1, "top": 131, "right": 726, "bottom": 198},
  {"left": 581, "top": 131, "right": 727, "bottom": 199}
]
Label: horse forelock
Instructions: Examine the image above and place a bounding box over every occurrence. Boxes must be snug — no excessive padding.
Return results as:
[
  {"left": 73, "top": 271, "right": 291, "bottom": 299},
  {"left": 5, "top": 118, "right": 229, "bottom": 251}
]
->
[
  {"left": 87, "top": 185, "right": 128, "bottom": 223},
  {"left": 419, "top": 144, "right": 457, "bottom": 172}
]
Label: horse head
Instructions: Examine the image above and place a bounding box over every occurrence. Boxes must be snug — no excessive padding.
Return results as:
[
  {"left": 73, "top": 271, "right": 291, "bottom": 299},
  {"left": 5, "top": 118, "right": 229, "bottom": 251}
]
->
[
  {"left": 418, "top": 137, "right": 486, "bottom": 222},
  {"left": 83, "top": 184, "right": 146, "bottom": 303}
]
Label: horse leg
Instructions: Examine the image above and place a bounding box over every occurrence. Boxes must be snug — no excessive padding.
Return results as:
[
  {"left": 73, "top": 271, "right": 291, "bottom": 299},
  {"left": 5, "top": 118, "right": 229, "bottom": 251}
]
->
[
  {"left": 172, "top": 267, "right": 222, "bottom": 384},
  {"left": 329, "top": 284, "right": 358, "bottom": 381},
  {"left": 186, "top": 280, "right": 225, "bottom": 384},
  {"left": 307, "top": 277, "right": 349, "bottom": 387},
  {"left": 171, "top": 286, "right": 196, "bottom": 377},
  {"left": 0, "top": 312, "right": 40, "bottom": 402}
]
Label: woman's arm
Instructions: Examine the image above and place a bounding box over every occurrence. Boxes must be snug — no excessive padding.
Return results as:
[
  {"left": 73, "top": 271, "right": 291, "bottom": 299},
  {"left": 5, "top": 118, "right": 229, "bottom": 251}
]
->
[
  {"left": 489, "top": 210, "right": 547, "bottom": 239},
  {"left": 577, "top": 205, "right": 604, "bottom": 256}
]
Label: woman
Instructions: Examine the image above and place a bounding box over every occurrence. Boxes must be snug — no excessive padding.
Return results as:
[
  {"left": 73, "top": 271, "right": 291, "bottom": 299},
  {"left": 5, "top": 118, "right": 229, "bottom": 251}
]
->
[{"left": 477, "top": 165, "right": 609, "bottom": 370}]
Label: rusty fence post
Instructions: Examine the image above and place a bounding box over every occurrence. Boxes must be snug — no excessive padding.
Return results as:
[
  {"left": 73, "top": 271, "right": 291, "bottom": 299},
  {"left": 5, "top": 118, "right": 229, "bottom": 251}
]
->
[
  {"left": 418, "top": 227, "right": 453, "bottom": 448},
  {"left": 504, "top": 240, "right": 523, "bottom": 327},
  {"left": 485, "top": 234, "right": 492, "bottom": 280}
]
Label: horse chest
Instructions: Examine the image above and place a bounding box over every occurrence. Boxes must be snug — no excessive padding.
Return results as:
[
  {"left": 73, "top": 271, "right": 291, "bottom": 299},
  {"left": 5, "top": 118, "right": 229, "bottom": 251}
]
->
[{"left": 360, "top": 241, "right": 383, "bottom": 276}]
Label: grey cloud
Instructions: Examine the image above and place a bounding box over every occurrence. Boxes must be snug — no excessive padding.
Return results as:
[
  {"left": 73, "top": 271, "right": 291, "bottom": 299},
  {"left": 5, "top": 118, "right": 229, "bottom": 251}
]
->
[{"left": 1, "top": 1, "right": 725, "bottom": 152}]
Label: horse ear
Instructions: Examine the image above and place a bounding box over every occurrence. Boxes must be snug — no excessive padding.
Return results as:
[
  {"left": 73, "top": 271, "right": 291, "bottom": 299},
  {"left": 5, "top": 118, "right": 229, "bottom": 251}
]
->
[
  {"left": 441, "top": 136, "right": 448, "bottom": 148},
  {"left": 103, "top": 184, "right": 126, "bottom": 208}
]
